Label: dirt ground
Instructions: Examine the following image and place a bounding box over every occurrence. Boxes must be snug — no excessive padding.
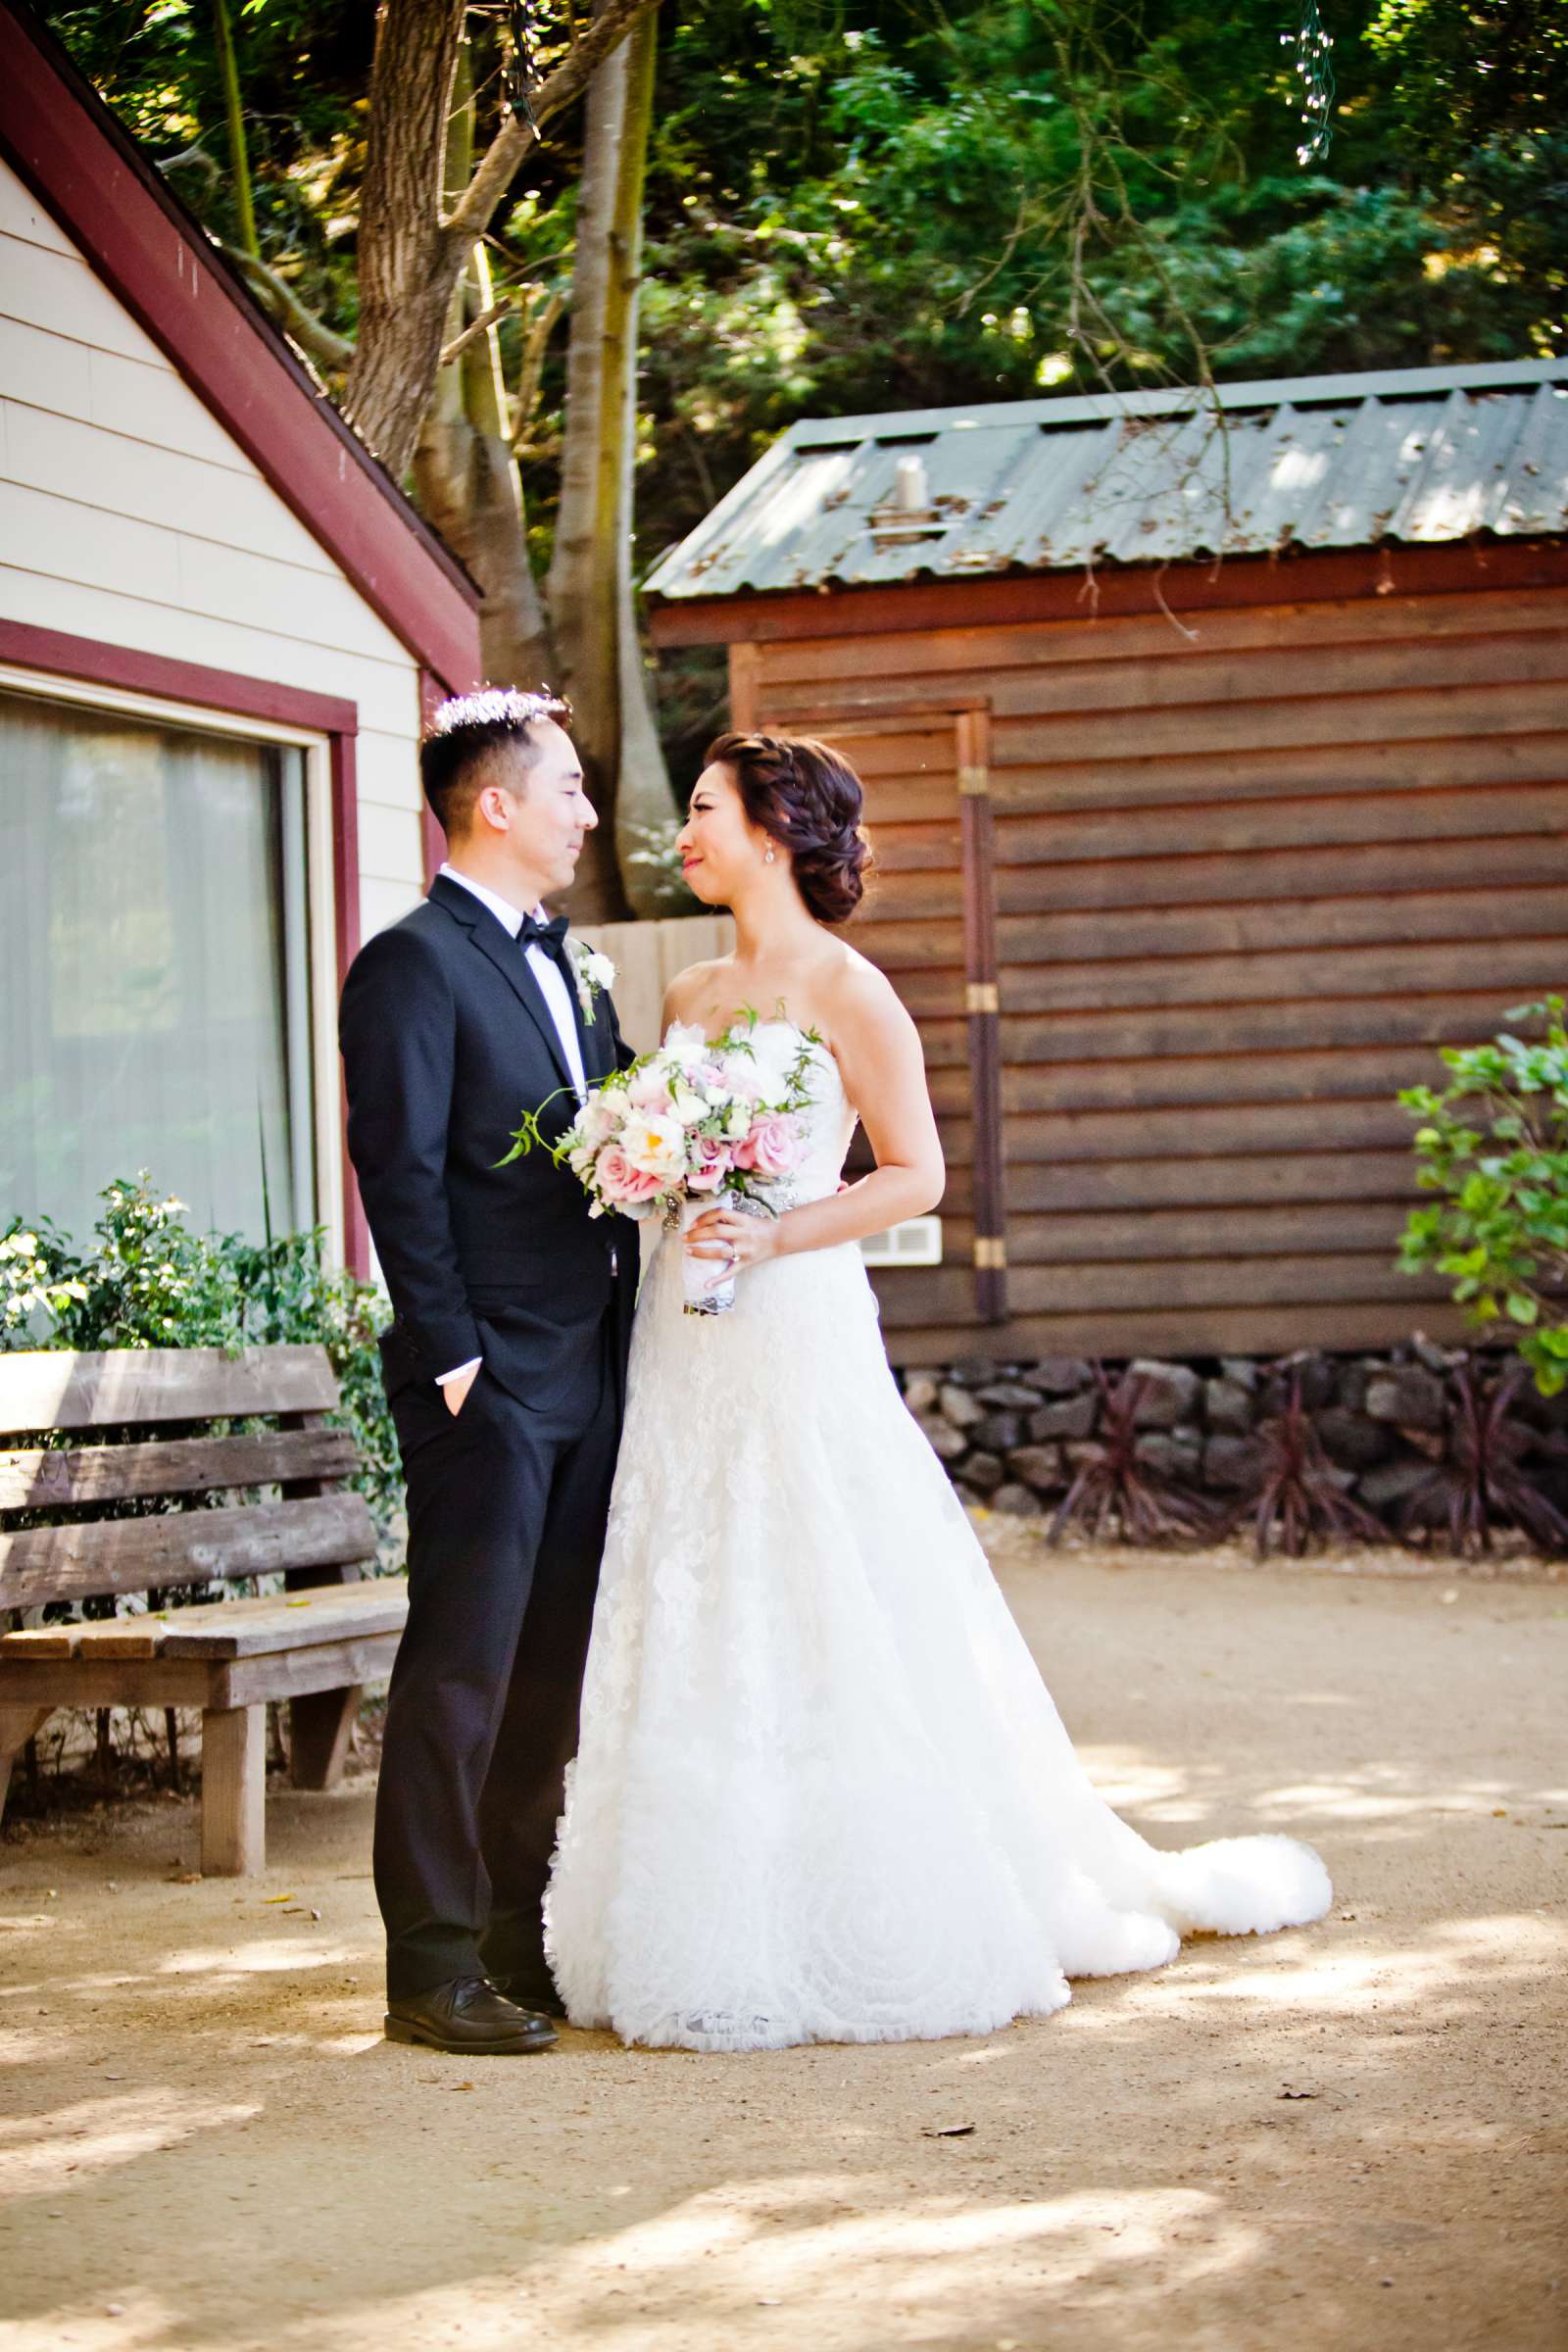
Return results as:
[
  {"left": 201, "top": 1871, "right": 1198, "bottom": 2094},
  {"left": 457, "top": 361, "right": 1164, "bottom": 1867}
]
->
[{"left": 2, "top": 1528, "right": 1565, "bottom": 2352}]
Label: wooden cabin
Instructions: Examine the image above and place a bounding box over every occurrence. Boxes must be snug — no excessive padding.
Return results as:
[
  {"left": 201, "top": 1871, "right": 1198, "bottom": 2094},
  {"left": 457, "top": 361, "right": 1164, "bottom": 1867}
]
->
[{"left": 646, "top": 361, "right": 1568, "bottom": 1368}]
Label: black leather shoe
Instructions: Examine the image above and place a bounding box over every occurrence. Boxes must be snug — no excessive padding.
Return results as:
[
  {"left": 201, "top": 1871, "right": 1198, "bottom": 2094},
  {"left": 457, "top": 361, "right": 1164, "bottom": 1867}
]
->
[
  {"left": 384, "top": 1975, "right": 558, "bottom": 2053},
  {"left": 487, "top": 1966, "right": 567, "bottom": 2022}
]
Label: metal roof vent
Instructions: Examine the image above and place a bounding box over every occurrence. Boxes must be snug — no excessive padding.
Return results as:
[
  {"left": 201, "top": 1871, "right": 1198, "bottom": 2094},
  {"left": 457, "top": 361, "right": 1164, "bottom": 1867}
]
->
[
  {"left": 895, "top": 454, "right": 929, "bottom": 513},
  {"left": 870, "top": 452, "right": 952, "bottom": 546}
]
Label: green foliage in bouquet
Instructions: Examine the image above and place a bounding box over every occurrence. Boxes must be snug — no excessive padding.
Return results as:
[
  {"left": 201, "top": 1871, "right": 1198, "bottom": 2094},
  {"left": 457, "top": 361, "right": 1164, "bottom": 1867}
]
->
[
  {"left": 0, "top": 1176, "right": 400, "bottom": 1536},
  {"left": 1398, "top": 998, "right": 1568, "bottom": 1395}
]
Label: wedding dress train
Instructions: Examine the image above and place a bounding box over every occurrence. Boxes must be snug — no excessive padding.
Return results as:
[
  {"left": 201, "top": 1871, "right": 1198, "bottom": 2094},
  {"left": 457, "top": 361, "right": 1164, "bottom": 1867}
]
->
[{"left": 545, "top": 1022, "right": 1330, "bottom": 2050}]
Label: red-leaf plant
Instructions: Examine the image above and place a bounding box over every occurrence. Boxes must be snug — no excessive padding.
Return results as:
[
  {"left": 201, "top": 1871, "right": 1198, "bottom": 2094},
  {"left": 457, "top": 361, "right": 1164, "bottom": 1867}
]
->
[
  {"left": 1398, "top": 1360, "right": 1568, "bottom": 1556},
  {"left": 1046, "top": 1362, "right": 1223, "bottom": 1548},
  {"left": 1225, "top": 1362, "right": 1392, "bottom": 1560}
]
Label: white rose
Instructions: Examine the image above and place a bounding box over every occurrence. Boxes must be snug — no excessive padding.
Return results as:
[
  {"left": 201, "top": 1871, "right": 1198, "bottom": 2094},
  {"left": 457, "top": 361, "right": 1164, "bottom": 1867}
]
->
[
  {"left": 579, "top": 1094, "right": 621, "bottom": 1146},
  {"left": 622, "top": 1112, "right": 687, "bottom": 1180}
]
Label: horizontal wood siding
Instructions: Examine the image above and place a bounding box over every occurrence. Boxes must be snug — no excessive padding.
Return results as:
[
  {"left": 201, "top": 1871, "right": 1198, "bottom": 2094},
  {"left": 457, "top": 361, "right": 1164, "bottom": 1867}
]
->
[
  {"left": 754, "top": 580, "right": 1567, "bottom": 1364},
  {"left": 833, "top": 715, "right": 974, "bottom": 1241},
  {"left": 0, "top": 159, "right": 424, "bottom": 929}
]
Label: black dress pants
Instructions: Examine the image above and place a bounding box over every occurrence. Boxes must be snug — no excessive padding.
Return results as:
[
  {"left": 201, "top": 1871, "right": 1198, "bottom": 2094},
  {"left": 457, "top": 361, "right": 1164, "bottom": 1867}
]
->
[{"left": 374, "top": 1317, "right": 621, "bottom": 2000}]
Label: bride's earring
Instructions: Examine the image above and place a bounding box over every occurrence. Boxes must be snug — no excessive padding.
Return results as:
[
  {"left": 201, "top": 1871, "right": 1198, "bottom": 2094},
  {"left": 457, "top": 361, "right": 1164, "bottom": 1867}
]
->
[{"left": 763, "top": 846, "right": 776, "bottom": 864}]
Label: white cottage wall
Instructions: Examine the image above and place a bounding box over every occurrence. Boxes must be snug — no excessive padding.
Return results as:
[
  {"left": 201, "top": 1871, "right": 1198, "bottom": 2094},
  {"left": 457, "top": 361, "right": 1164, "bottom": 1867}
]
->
[{"left": 0, "top": 157, "right": 426, "bottom": 939}]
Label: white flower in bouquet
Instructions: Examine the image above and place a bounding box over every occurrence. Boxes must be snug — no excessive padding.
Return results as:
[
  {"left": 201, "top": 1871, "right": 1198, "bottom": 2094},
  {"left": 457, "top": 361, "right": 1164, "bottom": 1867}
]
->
[
  {"left": 626, "top": 1063, "right": 673, "bottom": 1113},
  {"left": 578, "top": 1092, "right": 621, "bottom": 1147},
  {"left": 623, "top": 1112, "right": 687, "bottom": 1182}
]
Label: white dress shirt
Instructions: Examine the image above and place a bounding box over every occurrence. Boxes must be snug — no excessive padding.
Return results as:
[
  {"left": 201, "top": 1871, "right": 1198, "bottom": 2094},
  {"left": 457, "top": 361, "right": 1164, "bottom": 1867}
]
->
[{"left": 434, "top": 861, "right": 589, "bottom": 1388}]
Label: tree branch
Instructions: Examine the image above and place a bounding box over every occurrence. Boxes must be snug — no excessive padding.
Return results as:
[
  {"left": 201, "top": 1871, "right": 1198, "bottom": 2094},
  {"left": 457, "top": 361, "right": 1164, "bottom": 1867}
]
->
[
  {"left": 220, "top": 241, "right": 355, "bottom": 369},
  {"left": 439, "top": 297, "right": 514, "bottom": 368},
  {"left": 444, "top": 0, "right": 662, "bottom": 245},
  {"left": 511, "top": 286, "right": 566, "bottom": 450}
]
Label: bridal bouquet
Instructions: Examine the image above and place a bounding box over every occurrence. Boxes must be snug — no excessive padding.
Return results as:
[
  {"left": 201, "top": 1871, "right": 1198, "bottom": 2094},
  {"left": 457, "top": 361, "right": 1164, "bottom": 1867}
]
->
[{"left": 504, "top": 1013, "right": 820, "bottom": 1313}]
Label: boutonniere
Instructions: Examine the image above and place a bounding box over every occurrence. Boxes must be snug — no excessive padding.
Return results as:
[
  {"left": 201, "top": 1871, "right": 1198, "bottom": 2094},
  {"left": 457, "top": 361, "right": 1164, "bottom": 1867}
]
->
[{"left": 568, "top": 937, "right": 615, "bottom": 1019}]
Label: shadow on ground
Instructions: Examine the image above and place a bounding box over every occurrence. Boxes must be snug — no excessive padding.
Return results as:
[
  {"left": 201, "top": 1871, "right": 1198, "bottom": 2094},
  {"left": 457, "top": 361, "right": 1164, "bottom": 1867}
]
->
[{"left": 2, "top": 1543, "right": 1564, "bottom": 2352}]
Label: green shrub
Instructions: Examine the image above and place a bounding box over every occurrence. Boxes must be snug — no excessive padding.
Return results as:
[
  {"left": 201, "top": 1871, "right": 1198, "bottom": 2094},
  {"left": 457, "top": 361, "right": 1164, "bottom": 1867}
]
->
[
  {"left": 1398, "top": 998, "right": 1568, "bottom": 1395},
  {"left": 0, "top": 1175, "right": 400, "bottom": 1539}
]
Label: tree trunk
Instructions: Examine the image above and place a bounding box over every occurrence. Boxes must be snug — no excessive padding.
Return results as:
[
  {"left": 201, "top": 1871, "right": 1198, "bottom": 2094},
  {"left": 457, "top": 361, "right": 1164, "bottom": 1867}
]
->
[
  {"left": 549, "top": 8, "right": 676, "bottom": 922},
  {"left": 612, "top": 13, "right": 685, "bottom": 916},
  {"left": 547, "top": 15, "right": 629, "bottom": 919},
  {"left": 415, "top": 395, "right": 557, "bottom": 693},
  {"left": 343, "top": 0, "right": 467, "bottom": 475},
  {"left": 345, "top": 0, "right": 662, "bottom": 480},
  {"left": 212, "top": 0, "right": 258, "bottom": 259},
  {"left": 349, "top": 0, "right": 673, "bottom": 915},
  {"left": 412, "top": 41, "right": 555, "bottom": 690}
]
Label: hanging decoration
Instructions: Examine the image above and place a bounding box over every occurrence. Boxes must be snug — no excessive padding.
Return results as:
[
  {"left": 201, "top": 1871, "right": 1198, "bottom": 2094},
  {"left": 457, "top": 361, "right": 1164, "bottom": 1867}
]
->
[
  {"left": 503, "top": 0, "right": 541, "bottom": 131},
  {"left": 1284, "top": 1, "right": 1336, "bottom": 166}
]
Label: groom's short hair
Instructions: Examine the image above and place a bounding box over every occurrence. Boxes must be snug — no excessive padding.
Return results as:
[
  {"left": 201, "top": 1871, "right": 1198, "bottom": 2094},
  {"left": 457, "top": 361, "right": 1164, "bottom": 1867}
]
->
[{"left": 420, "top": 686, "right": 572, "bottom": 838}]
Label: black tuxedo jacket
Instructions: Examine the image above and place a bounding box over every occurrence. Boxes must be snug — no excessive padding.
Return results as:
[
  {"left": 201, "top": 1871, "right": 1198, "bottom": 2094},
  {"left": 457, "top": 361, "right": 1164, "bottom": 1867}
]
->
[{"left": 339, "top": 872, "right": 638, "bottom": 1410}]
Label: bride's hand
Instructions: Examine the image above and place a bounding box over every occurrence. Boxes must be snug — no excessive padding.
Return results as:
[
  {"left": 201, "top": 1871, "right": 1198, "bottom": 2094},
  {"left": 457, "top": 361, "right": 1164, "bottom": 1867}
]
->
[{"left": 683, "top": 1202, "right": 782, "bottom": 1287}]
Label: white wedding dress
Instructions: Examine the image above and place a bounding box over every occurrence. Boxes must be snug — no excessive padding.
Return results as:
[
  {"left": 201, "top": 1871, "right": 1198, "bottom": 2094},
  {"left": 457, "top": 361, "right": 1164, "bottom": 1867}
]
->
[{"left": 544, "top": 1022, "right": 1331, "bottom": 2050}]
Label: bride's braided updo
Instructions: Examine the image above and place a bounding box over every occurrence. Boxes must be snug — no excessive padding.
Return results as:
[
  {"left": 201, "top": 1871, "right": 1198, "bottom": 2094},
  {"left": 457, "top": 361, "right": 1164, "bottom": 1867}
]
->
[{"left": 706, "top": 731, "right": 871, "bottom": 925}]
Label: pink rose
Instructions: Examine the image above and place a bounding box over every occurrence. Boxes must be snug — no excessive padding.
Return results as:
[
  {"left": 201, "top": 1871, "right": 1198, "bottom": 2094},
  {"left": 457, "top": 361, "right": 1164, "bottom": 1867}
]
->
[
  {"left": 596, "top": 1144, "right": 663, "bottom": 1205},
  {"left": 687, "top": 1135, "right": 733, "bottom": 1193},
  {"left": 732, "top": 1112, "right": 803, "bottom": 1178}
]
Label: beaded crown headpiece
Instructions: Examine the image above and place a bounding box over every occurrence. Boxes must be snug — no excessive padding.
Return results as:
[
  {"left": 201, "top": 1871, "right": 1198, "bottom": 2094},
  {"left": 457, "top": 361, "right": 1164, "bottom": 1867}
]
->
[{"left": 426, "top": 686, "right": 570, "bottom": 738}]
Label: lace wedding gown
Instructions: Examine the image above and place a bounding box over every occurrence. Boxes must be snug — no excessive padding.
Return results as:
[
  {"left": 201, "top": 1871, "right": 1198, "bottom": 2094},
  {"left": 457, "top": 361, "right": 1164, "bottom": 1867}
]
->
[{"left": 545, "top": 1021, "right": 1331, "bottom": 2050}]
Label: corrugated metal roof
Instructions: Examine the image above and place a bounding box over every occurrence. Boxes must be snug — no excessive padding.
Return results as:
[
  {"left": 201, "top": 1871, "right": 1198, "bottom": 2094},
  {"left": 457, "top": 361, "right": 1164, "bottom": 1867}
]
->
[{"left": 644, "top": 358, "right": 1568, "bottom": 603}]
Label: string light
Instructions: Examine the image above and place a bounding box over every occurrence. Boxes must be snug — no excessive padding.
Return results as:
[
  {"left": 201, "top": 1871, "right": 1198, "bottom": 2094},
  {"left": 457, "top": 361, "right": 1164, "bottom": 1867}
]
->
[
  {"left": 1282, "top": 1, "right": 1336, "bottom": 167},
  {"left": 503, "top": 1, "right": 540, "bottom": 130}
]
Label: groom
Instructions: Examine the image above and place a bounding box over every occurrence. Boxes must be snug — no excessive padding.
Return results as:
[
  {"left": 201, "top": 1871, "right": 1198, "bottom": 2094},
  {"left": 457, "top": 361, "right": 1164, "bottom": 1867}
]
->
[{"left": 339, "top": 688, "right": 637, "bottom": 2055}]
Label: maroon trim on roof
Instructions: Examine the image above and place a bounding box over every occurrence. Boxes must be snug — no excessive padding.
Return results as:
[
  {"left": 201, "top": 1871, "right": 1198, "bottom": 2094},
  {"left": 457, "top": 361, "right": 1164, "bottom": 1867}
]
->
[
  {"left": 0, "top": 615, "right": 371, "bottom": 1278},
  {"left": 0, "top": 2, "right": 482, "bottom": 699},
  {"left": 649, "top": 536, "right": 1568, "bottom": 646}
]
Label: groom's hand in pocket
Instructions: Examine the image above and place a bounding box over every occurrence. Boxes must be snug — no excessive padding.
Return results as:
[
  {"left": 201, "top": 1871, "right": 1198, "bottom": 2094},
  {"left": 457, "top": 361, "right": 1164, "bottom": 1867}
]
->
[{"left": 439, "top": 1362, "right": 480, "bottom": 1417}]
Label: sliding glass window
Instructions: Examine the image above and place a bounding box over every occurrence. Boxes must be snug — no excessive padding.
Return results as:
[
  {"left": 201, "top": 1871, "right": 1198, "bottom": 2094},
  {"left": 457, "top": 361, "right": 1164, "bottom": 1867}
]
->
[{"left": 0, "top": 687, "right": 317, "bottom": 1247}]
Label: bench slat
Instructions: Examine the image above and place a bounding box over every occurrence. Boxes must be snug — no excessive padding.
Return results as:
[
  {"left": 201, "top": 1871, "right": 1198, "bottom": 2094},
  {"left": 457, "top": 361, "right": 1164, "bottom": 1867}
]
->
[
  {"left": 0, "top": 1493, "right": 377, "bottom": 1609},
  {"left": 0, "top": 1625, "right": 405, "bottom": 1710},
  {"left": 0, "top": 1624, "right": 78, "bottom": 1658},
  {"left": 0, "top": 1428, "right": 358, "bottom": 1511},
  {"left": 0, "top": 1582, "right": 407, "bottom": 1663},
  {"left": 220, "top": 1631, "right": 402, "bottom": 1708},
  {"left": 158, "top": 1580, "right": 407, "bottom": 1658},
  {"left": 0, "top": 1347, "right": 339, "bottom": 1437},
  {"left": 71, "top": 1622, "right": 166, "bottom": 1659}
]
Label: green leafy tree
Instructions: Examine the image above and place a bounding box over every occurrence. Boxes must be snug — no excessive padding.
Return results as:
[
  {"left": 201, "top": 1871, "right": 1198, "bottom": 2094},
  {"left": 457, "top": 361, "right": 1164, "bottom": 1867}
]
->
[
  {"left": 1398, "top": 1000, "right": 1568, "bottom": 1396},
  {"left": 46, "top": 1, "right": 1567, "bottom": 803}
]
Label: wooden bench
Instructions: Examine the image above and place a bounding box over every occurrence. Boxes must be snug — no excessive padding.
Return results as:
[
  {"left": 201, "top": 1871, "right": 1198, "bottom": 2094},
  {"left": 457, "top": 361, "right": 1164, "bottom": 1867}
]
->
[{"left": 0, "top": 1345, "right": 406, "bottom": 1874}]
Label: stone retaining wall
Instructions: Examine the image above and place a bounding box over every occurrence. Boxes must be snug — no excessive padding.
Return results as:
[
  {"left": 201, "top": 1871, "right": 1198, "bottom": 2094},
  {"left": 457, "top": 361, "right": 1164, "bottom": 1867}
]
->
[{"left": 896, "top": 1342, "right": 1568, "bottom": 1536}]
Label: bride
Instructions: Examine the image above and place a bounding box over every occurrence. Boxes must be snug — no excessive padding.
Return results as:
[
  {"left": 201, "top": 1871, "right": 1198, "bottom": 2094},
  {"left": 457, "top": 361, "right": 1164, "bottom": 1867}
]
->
[{"left": 544, "top": 730, "right": 1330, "bottom": 2050}]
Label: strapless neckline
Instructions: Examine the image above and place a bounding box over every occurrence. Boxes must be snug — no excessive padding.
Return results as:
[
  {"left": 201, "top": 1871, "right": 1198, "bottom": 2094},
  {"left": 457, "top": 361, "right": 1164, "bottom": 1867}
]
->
[
  {"left": 662, "top": 1016, "right": 844, "bottom": 1098},
  {"left": 664, "top": 1015, "right": 825, "bottom": 1054}
]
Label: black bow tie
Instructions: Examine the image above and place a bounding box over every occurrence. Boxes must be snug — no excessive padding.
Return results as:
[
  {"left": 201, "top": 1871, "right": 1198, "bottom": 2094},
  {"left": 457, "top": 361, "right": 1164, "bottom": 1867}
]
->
[{"left": 517, "top": 910, "right": 569, "bottom": 954}]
